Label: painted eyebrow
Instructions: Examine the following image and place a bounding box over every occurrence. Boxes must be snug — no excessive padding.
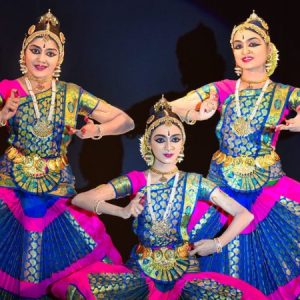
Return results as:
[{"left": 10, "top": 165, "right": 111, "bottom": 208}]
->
[
  {"left": 233, "top": 37, "right": 261, "bottom": 44},
  {"left": 153, "top": 134, "right": 181, "bottom": 138},
  {"left": 29, "top": 44, "right": 58, "bottom": 52}
]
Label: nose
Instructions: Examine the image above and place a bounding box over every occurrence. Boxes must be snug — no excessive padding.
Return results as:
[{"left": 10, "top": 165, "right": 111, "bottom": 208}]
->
[
  {"left": 241, "top": 45, "right": 250, "bottom": 55},
  {"left": 164, "top": 140, "right": 174, "bottom": 151},
  {"left": 37, "top": 52, "right": 47, "bottom": 63}
]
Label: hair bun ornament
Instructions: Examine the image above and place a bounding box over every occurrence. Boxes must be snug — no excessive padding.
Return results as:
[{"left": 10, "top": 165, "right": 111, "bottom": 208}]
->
[{"left": 154, "top": 94, "right": 172, "bottom": 113}]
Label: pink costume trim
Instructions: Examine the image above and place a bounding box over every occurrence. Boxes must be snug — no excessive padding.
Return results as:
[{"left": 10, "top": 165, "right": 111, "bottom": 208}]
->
[
  {"left": 127, "top": 170, "right": 146, "bottom": 195},
  {"left": 241, "top": 176, "right": 300, "bottom": 234},
  {"left": 214, "top": 79, "right": 235, "bottom": 110},
  {"left": 0, "top": 187, "right": 69, "bottom": 232},
  {"left": 268, "top": 275, "right": 300, "bottom": 300},
  {"left": 0, "top": 79, "right": 28, "bottom": 100},
  {"left": 51, "top": 262, "right": 132, "bottom": 300}
]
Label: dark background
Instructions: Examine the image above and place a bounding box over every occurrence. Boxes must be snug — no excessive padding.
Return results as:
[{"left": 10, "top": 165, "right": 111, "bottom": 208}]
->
[{"left": 1, "top": 0, "right": 299, "bottom": 260}]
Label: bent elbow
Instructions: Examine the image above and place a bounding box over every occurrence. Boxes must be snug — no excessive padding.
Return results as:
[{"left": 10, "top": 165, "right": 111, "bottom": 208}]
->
[{"left": 125, "top": 115, "right": 135, "bottom": 131}]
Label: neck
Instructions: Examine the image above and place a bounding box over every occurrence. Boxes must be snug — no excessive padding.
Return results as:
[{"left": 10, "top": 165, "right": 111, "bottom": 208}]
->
[
  {"left": 151, "top": 161, "right": 178, "bottom": 173},
  {"left": 25, "top": 74, "right": 53, "bottom": 92},
  {"left": 240, "top": 69, "right": 267, "bottom": 83}
]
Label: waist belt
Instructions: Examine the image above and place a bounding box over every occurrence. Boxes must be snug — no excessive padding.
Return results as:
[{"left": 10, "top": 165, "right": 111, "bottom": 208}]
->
[
  {"left": 136, "top": 242, "right": 190, "bottom": 260},
  {"left": 6, "top": 146, "right": 68, "bottom": 176},
  {"left": 212, "top": 150, "right": 280, "bottom": 171}
]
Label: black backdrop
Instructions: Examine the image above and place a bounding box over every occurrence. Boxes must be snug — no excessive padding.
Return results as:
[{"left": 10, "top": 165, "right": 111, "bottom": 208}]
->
[{"left": 1, "top": 0, "right": 299, "bottom": 260}]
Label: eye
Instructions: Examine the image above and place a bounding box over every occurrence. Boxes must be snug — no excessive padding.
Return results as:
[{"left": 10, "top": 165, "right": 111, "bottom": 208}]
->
[
  {"left": 171, "top": 136, "right": 181, "bottom": 143},
  {"left": 154, "top": 137, "right": 165, "bottom": 143},
  {"left": 249, "top": 42, "right": 261, "bottom": 47},
  {"left": 46, "top": 51, "right": 57, "bottom": 57},
  {"left": 233, "top": 43, "right": 242, "bottom": 50},
  {"left": 30, "top": 48, "right": 40, "bottom": 54}
]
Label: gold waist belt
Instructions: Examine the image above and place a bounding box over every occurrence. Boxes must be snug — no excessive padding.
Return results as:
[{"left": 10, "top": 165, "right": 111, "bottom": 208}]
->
[
  {"left": 6, "top": 146, "right": 68, "bottom": 175},
  {"left": 212, "top": 150, "right": 280, "bottom": 170},
  {"left": 136, "top": 242, "right": 190, "bottom": 260}
]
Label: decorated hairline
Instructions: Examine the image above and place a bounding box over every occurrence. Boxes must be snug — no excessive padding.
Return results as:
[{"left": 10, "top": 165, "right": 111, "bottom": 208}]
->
[{"left": 230, "top": 10, "right": 270, "bottom": 47}]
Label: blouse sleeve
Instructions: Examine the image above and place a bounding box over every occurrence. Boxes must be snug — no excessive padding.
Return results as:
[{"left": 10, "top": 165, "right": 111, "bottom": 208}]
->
[
  {"left": 198, "top": 177, "right": 218, "bottom": 200},
  {"left": 78, "top": 88, "right": 105, "bottom": 116},
  {"left": 192, "top": 83, "right": 218, "bottom": 102},
  {"left": 108, "top": 170, "right": 146, "bottom": 199},
  {"left": 288, "top": 87, "right": 300, "bottom": 111},
  {"left": 109, "top": 175, "right": 133, "bottom": 199}
]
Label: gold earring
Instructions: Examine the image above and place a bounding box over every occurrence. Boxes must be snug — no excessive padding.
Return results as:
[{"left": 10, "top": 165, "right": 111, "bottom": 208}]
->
[
  {"left": 19, "top": 52, "right": 27, "bottom": 74},
  {"left": 234, "top": 65, "right": 242, "bottom": 76},
  {"left": 53, "top": 64, "right": 61, "bottom": 79},
  {"left": 177, "top": 147, "right": 184, "bottom": 163},
  {"left": 145, "top": 148, "right": 154, "bottom": 166}
]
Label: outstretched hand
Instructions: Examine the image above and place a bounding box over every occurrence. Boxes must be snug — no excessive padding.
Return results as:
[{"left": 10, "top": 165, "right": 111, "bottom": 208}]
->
[
  {"left": 66, "top": 117, "right": 100, "bottom": 139},
  {"left": 275, "top": 114, "right": 300, "bottom": 132},
  {"left": 0, "top": 89, "right": 20, "bottom": 121},
  {"left": 189, "top": 239, "right": 217, "bottom": 256},
  {"left": 122, "top": 192, "right": 145, "bottom": 219}
]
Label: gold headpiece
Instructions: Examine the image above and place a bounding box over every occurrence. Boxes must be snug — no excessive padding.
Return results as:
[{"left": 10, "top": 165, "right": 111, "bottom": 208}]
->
[
  {"left": 140, "top": 95, "right": 186, "bottom": 166},
  {"left": 231, "top": 11, "right": 279, "bottom": 76},
  {"left": 19, "top": 9, "right": 65, "bottom": 76},
  {"left": 230, "top": 10, "right": 270, "bottom": 46}
]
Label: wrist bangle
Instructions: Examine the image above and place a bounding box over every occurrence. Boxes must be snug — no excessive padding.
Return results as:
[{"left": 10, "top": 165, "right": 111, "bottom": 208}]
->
[
  {"left": 185, "top": 110, "right": 196, "bottom": 125},
  {"left": 214, "top": 237, "right": 222, "bottom": 253},
  {"left": 92, "top": 124, "right": 103, "bottom": 140},
  {"left": 0, "top": 119, "right": 7, "bottom": 127},
  {"left": 94, "top": 200, "right": 103, "bottom": 215}
]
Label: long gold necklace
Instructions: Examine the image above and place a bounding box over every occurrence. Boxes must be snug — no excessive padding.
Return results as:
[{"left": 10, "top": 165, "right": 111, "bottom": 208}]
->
[
  {"left": 24, "top": 77, "right": 57, "bottom": 139},
  {"left": 241, "top": 76, "right": 269, "bottom": 89},
  {"left": 147, "top": 171, "right": 179, "bottom": 238},
  {"left": 150, "top": 166, "right": 178, "bottom": 182},
  {"left": 232, "top": 78, "right": 270, "bottom": 137}
]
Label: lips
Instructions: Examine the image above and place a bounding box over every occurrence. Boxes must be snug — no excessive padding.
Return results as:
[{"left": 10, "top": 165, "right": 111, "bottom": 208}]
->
[
  {"left": 163, "top": 153, "right": 174, "bottom": 158},
  {"left": 242, "top": 56, "right": 253, "bottom": 63},
  {"left": 34, "top": 65, "right": 47, "bottom": 71}
]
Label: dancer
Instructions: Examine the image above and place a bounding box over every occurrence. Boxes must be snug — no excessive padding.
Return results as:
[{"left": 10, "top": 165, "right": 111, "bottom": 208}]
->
[
  {"left": 0, "top": 10, "right": 134, "bottom": 299},
  {"left": 170, "top": 11, "right": 300, "bottom": 299},
  {"left": 51, "top": 98, "right": 267, "bottom": 300}
]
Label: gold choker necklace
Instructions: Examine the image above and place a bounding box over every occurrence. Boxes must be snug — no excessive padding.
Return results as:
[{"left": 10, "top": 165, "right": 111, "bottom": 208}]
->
[
  {"left": 25, "top": 74, "right": 53, "bottom": 92},
  {"left": 240, "top": 76, "right": 269, "bottom": 89},
  {"left": 150, "top": 166, "right": 178, "bottom": 182}
]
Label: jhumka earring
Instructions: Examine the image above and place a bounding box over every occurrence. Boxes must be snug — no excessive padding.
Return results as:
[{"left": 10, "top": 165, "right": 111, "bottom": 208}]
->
[
  {"left": 177, "top": 146, "right": 185, "bottom": 163},
  {"left": 53, "top": 64, "right": 61, "bottom": 79},
  {"left": 145, "top": 147, "right": 154, "bottom": 166},
  {"left": 234, "top": 65, "right": 242, "bottom": 76},
  {"left": 19, "top": 52, "right": 27, "bottom": 74},
  {"left": 265, "top": 43, "right": 279, "bottom": 76}
]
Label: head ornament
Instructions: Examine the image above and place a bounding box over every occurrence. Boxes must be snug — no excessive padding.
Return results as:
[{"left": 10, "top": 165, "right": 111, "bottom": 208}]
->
[
  {"left": 140, "top": 95, "right": 186, "bottom": 166},
  {"left": 19, "top": 9, "right": 65, "bottom": 76},
  {"left": 231, "top": 11, "right": 279, "bottom": 76}
]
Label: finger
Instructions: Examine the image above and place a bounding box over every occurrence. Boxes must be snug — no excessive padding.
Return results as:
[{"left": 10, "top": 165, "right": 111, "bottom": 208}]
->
[
  {"left": 66, "top": 125, "right": 78, "bottom": 135},
  {"left": 193, "top": 240, "right": 205, "bottom": 247},
  {"left": 84, "top": 116, "right": 94, "bottom": 124},
  {"left": 189, "top": 248, "right": 199, "bottom": 256}
]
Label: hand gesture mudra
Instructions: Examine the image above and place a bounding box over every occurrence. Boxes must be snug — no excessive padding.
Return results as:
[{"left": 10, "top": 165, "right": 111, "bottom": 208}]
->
[{"left": 0, "top": 89, "right": 20, "bottom": 122}]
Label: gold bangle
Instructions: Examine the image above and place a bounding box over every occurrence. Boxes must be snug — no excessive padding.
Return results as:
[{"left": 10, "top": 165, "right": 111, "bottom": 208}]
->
[
  {"left": 185, "top": 110, "right": 196, "bottom": 125},
  {"left": 0, "top": 119, "right": 7, "bottom": 127},
  {"left": 92, "top": 124, "right": 103, "bottom": 140},
  {"left": 214, "top": 237, "right": 222, "bottom": 253},
  {"left": 94, "top": 200, "right": 103, "bottom": 215}
]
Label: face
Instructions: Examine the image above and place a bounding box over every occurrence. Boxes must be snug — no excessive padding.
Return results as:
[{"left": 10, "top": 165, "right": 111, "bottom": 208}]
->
[
  {"left": 150, "top": 123, "right": 184, "bottom": 166},
  {"left": 232, "top": 29, "right": 270, "bottom": 73},
  {"left": 24, "top": 37, "right": 60, "bottom": 79}
]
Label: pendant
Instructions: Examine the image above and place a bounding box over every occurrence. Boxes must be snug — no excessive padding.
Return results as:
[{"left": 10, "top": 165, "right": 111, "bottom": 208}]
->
[
  {"left": 232, "top": 117, "right": 254, "bottom": 137},
  {"left": 31, "top": 119, "right": 53, "bottom": 139},
  {"left": 151, "top": 220, "right": 171, "bottom": 238}
]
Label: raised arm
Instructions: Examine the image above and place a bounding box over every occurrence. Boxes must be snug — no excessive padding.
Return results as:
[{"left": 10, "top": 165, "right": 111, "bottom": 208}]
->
[
  {"left": 190, "top": 188, "right": 254, "bottom": 256},
  {"left": 72, "top": 183, "right": 143, "bottom": 219},
  {"left": 89, "top": 100, "right": 134, "bottom": 136},
  {"left": 170, "top": 91, "right": 218, "bottom": 123}
]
